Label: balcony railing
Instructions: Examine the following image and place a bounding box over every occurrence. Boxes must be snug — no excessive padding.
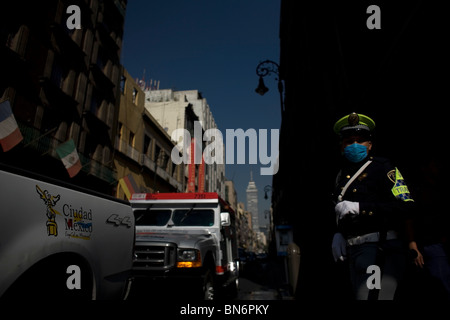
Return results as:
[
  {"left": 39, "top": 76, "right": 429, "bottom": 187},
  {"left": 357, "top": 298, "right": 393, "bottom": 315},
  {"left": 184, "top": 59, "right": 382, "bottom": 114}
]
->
[
  {"left": 115, "top": 138, "right": 182, "bottom": 191},
  {"left": 78, "top": 153, "right": 117, "bottom": 184},
  {"left": 115, "top": 138, "right": 140, "bottom": 163},
  {"left": 19, "top": 122, "right": 117, "bottom": 184},
  {"left": 141, "top": 154, "right": 155, "bottom": 171}
]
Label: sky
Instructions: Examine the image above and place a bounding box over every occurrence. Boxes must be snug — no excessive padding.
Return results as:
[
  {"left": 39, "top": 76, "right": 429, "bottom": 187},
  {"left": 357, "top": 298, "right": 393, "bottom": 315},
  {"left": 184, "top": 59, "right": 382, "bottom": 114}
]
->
[{"left": 121, "top": 0, "right": 281, "bottom": 227}]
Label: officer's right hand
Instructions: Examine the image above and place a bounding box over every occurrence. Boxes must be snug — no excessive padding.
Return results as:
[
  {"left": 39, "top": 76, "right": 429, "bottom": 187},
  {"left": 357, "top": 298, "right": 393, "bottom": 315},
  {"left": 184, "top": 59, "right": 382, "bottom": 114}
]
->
[
  {"left": 331, "top": 232, "right": 347, "bottom": 262},
  {"left": 335, "top": 200, "right": 359, "bottom": 221}
]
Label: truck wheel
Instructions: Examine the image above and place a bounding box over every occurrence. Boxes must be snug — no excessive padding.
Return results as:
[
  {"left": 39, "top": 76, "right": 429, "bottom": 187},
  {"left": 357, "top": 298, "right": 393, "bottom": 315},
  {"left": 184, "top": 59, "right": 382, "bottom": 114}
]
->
[
  {"left": 228, "top": 278, "right": 239, "bottom": 299},
  {"left": 202, "top": 269, "right": 215, "bottom": 300}
]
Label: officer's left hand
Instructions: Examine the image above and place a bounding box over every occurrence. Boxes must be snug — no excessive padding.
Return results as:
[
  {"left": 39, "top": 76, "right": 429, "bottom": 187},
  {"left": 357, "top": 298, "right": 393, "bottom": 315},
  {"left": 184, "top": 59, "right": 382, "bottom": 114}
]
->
[
  {"left": 332, "top": 232, "right": 347, "bottom": 262},
  {"left": 335, "top": 200, "right": 360, "bottom": 220}
]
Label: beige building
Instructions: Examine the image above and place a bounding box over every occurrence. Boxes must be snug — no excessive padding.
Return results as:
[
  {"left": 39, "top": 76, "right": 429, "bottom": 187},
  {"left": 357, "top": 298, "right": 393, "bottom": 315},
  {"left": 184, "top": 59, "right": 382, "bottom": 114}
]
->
[
  {"left": 114, "top": 68, "right": 183, "bottom": 200},
  {"left": 224, "top": 180, "right": 238, "bottom": 213},
  {"left": 143, "top": 89, "right": 197, "bottom": 136},
  {"left": 236, "top": 202, "right": 253, "bottom": 250},
  {"left": 145, "top": 89, "right": 225, "bottom": 197}
]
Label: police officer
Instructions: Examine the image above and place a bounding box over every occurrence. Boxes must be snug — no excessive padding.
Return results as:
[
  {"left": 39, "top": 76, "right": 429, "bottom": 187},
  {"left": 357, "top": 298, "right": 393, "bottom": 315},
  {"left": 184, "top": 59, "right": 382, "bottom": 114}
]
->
[{"left": 331, "top": 112, "right": 417, "bottom": 300}]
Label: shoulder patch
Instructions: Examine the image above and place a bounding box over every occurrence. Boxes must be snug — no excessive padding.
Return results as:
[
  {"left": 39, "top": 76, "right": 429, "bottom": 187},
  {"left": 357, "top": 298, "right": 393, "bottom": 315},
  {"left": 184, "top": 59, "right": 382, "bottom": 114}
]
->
[
  {"left": 387, "top": 169, "right": 395, "bottom": 183},
  {"left": 391, "top": 168, "right": 413, "bottom": 202}
]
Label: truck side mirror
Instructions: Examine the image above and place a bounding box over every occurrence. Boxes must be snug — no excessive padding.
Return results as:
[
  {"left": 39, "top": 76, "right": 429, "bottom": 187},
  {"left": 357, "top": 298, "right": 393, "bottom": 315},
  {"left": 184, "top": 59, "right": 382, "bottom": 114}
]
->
[{"left": 220, "top": 212, "right": 231, "bottom": 226}]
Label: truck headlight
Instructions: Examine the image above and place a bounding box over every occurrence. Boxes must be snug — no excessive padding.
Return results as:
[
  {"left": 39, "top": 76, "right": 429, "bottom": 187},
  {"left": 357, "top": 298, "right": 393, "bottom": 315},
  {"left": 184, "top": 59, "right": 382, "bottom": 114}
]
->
[{"left": 177, "top": 249, "right": 201, "bottom": 268}]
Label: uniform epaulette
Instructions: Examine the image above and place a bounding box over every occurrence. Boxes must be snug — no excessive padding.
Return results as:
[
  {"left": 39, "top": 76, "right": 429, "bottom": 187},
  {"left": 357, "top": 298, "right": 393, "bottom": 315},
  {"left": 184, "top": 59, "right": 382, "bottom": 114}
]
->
[{"left": 369, "top": 156, "right": 390, "bottom": 165}]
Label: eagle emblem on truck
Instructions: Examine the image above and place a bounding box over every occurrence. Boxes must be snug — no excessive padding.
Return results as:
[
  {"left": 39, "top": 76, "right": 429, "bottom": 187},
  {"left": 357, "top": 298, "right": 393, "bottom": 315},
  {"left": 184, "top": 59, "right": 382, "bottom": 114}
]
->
[{"left": 36, "top": 185, "right": 61, "bottom": 237}]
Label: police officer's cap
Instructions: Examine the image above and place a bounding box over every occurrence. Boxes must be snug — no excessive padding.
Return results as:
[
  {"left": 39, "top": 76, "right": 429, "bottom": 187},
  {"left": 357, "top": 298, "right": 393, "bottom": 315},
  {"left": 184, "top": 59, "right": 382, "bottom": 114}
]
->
[{"left": 333, "top": 112, "right": 376, "bottom": 138}]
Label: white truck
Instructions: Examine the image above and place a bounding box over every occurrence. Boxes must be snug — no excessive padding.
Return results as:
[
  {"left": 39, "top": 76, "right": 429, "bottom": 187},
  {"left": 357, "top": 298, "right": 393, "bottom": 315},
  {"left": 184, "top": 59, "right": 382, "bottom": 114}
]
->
[
  {"left": 0, "top": 163, "right": 135, "bottom": 299},
  {"left": 129, "top": 192, "right": 239, "bottom": 300}
]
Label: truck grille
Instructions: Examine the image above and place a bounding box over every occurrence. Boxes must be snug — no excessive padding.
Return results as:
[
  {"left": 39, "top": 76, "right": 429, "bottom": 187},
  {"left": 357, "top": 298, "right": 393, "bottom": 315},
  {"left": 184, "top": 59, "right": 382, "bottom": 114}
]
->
[{"left": 133, "top": 242, "right": 176, "bottom": 271}]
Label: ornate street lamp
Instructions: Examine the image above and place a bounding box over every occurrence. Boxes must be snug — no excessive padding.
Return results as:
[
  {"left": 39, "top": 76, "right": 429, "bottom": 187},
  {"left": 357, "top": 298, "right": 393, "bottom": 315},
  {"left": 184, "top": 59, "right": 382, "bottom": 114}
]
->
[
  {"left": 264, "top": 185, "right": 273, "bottom": 200},
  {"left": 255, "top": 60, "right": 284, "bottom": 114}
]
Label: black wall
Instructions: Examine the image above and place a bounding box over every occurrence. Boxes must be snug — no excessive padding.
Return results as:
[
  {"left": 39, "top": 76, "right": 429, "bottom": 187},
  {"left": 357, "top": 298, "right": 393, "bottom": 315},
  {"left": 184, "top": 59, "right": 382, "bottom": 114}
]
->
[{"left": 276, "top": 0, "right": 448, "bottom": 300}]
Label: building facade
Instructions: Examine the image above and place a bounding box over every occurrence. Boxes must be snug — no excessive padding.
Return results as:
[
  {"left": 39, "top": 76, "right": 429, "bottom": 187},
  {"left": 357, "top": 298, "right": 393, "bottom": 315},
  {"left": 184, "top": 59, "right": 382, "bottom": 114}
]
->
[
  {"left": 224, "top": 179, "right": 238, "bottom": 212},
  {"left": 114, "top": 68, "right": 183, "bottom": 200},
  {"left": 275, "top": 0, "right": 447, "bottom": 300},
  {"left": 1, "top": 0, "right": 127, "bottom": 195},
  {"left": 236, "top": 202, "right": 253, "bottom": 251},
  {"left": 145, "top": 88, "right": 225, "bottom": 198}
]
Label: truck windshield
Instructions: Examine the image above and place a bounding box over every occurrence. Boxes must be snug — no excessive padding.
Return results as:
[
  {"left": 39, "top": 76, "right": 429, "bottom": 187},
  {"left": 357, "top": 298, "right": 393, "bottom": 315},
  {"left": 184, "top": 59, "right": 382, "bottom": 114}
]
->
[
  {"left": 134, "top": 209, "right": 171, "bottom": 226},
  {"left": 172, "top": 209, "right": 214, "bottom": 226}
]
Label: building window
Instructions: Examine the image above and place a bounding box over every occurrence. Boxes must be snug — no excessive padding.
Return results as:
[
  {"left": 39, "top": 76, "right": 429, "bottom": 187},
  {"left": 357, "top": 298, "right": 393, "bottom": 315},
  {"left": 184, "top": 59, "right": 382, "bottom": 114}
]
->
[
  {"left": 160, "top": 152, "right": 169, "bottom": 170},
  {"left": 129, "top": 131, "right": 135, "bottom": 147},
  {"left": 96, "top": 46, "right": 107, "bottom": 71},
  {"left": 144, "top": 134, "right": 152, "bottom": 156},
  {"left": 172, "top": 163, "right": 177, "bottom": 177},
  {"left": 154, "top": 144, "right": 161, "bottom": 163},
  {"left": 120, "top": 75, "right": 126, "bottom": 94},
  {"left": 102, "top": 147, "right": 111, "bottom": 165},
  {"left": 89, "top": 89, "right": 101, "bottom": 116},
  {"left": 51, "top": 58, "right": 65, "bottom": 88},
  {"left": 132, "top": 88, "right": 138, "bottom": 104},
  {"left": 118, "top": 122, "right": 123, "bottom": 140}
]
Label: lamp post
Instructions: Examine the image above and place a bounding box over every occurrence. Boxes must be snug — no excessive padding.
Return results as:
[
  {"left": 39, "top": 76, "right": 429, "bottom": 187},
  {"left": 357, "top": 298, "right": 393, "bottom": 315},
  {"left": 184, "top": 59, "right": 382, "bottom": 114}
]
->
[
  {"left": 255, "top": 60, "right": 284, "bottom": 114},
  {"left": 264, "top": 185, "right": 273, "bottom": 200}
]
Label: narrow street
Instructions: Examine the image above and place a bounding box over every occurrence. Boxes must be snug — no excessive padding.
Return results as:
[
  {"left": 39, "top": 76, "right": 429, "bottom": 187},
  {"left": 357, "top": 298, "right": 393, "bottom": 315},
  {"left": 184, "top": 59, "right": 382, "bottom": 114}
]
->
[
  {"left": 236, "top": 258, "right": 292, "bottom": 300},
  {"left": 126, "top": 258, "right": 292, "bottom": 301},
  {"left": 237, "top": 277, "right": 280, "bottom": 300}
]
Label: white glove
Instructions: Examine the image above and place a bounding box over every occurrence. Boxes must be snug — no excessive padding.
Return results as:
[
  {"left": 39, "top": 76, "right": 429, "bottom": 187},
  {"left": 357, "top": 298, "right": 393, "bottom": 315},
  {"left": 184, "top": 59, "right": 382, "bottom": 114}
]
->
[
  {"left": 335, "top": 200, "right": 359, "bottom": 221},
  {"left": 331, "top": 232, "right": 347, "bottom": 262}
]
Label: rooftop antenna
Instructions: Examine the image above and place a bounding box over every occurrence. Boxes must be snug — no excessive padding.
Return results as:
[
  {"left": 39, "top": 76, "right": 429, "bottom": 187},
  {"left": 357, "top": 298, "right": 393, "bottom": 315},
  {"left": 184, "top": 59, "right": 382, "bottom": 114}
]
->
[{"left": 139, "top": 69, "right": 146, "bottom": 90}]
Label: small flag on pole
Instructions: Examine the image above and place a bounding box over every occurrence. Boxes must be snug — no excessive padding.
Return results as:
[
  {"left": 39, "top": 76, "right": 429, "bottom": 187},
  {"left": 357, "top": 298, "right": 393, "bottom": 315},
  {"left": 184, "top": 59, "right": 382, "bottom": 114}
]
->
[
  {"left": 0, "top": 100, "right": 23, "bottom": 152},
  {"left": 118, "top": 174, "right": 139, "bottom": 200},
  {"left": 56, "top": 139, "right": 82, "bottom": 178}
]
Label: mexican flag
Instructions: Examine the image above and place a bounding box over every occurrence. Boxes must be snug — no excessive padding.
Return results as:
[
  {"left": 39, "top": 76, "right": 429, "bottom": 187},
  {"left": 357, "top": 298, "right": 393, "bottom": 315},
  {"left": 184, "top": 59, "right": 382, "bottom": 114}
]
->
[
  {"left": 56, "top": 139, "right": 82, "bottom": 178},
  {"left": 0, "top": 100, "right": 23, "bottom": 152}
]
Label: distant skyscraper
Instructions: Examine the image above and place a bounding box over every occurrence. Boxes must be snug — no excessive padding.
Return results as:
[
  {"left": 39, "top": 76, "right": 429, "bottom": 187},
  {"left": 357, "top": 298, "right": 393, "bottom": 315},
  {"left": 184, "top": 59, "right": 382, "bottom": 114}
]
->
[{"left": 246, "top": 171, "right": 259, "bottom": 232}]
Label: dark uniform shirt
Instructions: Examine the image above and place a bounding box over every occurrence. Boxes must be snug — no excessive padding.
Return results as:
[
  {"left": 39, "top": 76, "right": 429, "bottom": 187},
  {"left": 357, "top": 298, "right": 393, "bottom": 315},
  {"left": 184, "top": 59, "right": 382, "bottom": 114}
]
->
[{"left": 333, "top": 156, "right": 415, "bottom": 239}]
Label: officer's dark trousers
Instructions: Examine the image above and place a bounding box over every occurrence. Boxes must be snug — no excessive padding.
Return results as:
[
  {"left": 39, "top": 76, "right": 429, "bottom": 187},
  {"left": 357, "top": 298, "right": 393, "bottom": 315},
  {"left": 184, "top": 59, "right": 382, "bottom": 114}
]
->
[
  {"left": 347, "top": 239, "right": 405, "bottom": 300},
  {"left": 423, "top": 243, "right": 450, "bottom": 298}
]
